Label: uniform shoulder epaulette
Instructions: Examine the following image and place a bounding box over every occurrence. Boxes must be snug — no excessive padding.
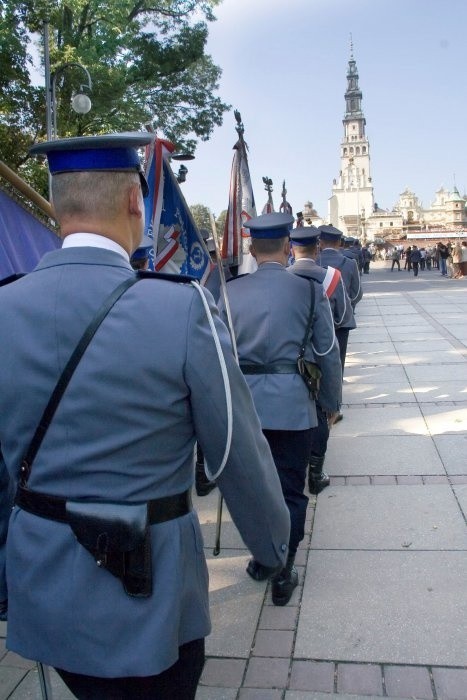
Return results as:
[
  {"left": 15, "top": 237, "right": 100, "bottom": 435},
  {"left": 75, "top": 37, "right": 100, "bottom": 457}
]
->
[
  {"left": 293, "top": 271, "right": 323, "bottom": 284},
  {"left": 0, "top": 273, "right": 26, "bottom": 288},
  {"left": 226, "top": 273, "right": 248, "bottom": 282},
  {"left": 137, "top": 270, "right": 197, "bottom": 284}
]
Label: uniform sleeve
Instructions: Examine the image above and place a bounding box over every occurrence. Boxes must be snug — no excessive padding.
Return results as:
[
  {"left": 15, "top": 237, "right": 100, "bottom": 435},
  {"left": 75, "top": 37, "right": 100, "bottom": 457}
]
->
[
  {"left": 0, "top": 448, "right": 14, "bottom": 600},
  {"left": 185, "top": 287, "right": 290, "bottom": 569},
  {"left": 348, "top": 258, "right": 363, "bottom": 307},
  {"left": 310, "top": 285, "right": 342, "bottom": 413},
  {"left": 332, "top": 278, "right": 349, "bottom": 328}
]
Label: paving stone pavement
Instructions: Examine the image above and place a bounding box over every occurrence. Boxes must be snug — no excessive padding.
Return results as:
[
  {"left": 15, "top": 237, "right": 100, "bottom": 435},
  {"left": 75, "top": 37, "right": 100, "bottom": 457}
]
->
[{"left": 1, "top": 261, "right": 466, "bottom": 699}]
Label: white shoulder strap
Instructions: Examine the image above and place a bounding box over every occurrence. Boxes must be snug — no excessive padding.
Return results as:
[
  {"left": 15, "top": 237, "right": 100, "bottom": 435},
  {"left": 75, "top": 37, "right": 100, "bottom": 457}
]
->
[{"left": 191, "top": 282, "right": 232, "bottom": 480}]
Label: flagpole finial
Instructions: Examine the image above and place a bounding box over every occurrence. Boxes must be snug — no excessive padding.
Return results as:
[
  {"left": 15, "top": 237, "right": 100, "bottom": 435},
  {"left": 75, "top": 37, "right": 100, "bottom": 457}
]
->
[
  {"left": 262, "top": 176, "right": 273, "bottom": 193},
  {"left": 234, "top": 109, "right": 244, "bottom": 137},
  {"left": 280, "top": 180, "right": 292, "bottom": 215}
]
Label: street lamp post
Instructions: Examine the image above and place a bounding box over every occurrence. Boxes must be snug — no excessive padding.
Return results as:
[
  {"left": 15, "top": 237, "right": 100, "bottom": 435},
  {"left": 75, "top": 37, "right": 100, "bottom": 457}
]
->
[{"left": 43, "top": 20, "right": 92, "bottom": 141}]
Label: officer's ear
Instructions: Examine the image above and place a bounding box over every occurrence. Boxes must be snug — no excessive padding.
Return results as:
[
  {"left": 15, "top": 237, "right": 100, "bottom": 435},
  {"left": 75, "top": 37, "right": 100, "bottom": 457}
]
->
[{"left": 128, "top": 182, "right": 144, "bottom": 220}]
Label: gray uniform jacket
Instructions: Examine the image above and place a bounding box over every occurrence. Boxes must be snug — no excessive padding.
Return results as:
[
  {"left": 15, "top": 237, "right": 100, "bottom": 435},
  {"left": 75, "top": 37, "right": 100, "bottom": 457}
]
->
[
  {"left": 204, "top": 262, "right": 232, "bottom": 304},
  {"left": 288, "top": 258, "right": 354, "bottom": 329},
  {"left": 317, "top": 248, "right": 362, "bottom": 320},
  {"left": 0, "top": 247, "right": 290, "bottom": 677},
  {"left": 342, "top": 248, "right": 358, "bottom": 262},
  {"left": 220, "top": 262, "right": 342, "bottom": 426}
]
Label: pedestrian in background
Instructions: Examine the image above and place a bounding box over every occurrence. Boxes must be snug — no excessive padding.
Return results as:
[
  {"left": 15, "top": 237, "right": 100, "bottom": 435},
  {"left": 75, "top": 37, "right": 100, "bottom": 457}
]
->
[
  {"left": 390, "top": 248, "right": 401, "bottom": 271},
  {"left": 410, "top": 245, "right": 422, "bottom": 276}
]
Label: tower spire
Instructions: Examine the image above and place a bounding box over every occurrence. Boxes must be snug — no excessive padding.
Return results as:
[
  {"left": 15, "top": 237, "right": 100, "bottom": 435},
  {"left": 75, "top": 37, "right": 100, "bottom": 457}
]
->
[{"left": 328, "top": 42, "right": 374, "bottom": 238}]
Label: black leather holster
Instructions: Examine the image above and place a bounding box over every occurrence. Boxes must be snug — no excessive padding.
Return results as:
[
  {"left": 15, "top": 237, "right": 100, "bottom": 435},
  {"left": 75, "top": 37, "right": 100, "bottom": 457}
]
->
[
  {"left": 65, "top": 501, "right": 152, "bottom": 598},
  {"left": 297, "top": 358, "right": 322, "bottom": 400}
]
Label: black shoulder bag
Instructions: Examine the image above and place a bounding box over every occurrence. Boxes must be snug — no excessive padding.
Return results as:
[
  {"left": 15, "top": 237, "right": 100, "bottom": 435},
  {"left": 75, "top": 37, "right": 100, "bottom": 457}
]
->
[{"left": 297, "top": 280, "right": 322, "bottom": 400}]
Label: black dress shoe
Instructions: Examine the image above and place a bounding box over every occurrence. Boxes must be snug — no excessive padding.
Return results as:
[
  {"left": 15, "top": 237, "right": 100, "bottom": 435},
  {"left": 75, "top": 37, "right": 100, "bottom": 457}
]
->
[
  {"left": 333, "top": 412, "right": 343, "bottom": 423},
  {"left": 246, "top": 559, "right": 277, "bottom": 581},
  {"left": 0, "top": 599, "right": 7, "bottom": 622},
  {"left": 271, "top": 566, "right": 298, "bottom": 606},
  {"left": 308, "top": 470, "right": 331, "bottom": 495}
]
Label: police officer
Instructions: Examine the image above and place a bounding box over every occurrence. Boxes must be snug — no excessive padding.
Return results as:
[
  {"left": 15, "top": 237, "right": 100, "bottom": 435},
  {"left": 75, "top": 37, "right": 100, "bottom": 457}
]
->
[
  {"left": 0, "top": 134, "right": 290, "bottom": 699},
  {"left": 317, "top": 224, "right": 362, "bottom": 377},
  {"left": 220, "top": 213, "right": 341, "bottom": 606},
  {"left": 288, "top": 226, "right": 350, "bottom": 493},
  {"left": 130, "top": 234, "right": 154, "bottom": 270},
  {"left": 342, "top": 236, "right": 359, "bottom": 264}
]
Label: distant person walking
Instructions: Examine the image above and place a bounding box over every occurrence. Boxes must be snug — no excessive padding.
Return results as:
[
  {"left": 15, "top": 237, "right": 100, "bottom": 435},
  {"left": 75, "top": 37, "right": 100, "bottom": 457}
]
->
[
  {"left": 390, "top": 248, "right": 401, "bottom": 271},
  {"left": 404, "top": 246, "right": 412, "bottom": 271},
  {"left": 437, "top": 242, "right": 449, "bottom": 276},
  {"left": 451, "top": 240, "right": 463, "bottom": 278},
  {"left": 410, "top": 245, "right": 422, "bottom": 276}
]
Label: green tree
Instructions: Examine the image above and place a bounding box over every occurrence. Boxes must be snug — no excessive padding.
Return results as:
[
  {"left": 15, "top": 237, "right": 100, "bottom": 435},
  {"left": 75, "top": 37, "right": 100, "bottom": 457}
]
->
[
  {"left": 0, "top": 0, "right": 229, "bottom": 193},
  {"left": 215, "top": 208, "right": 227, "bottom": 237},
  {"left": 190, "top": 203, "right": 212, "bottom": 233}
]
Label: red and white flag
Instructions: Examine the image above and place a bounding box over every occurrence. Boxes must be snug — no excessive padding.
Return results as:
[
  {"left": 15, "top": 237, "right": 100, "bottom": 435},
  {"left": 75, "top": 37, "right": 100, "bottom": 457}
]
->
[
  {"left": 222, "top": 138, "right": 257, "bottom": 274},
  {"left": 144, "top": 138, "right": 210, "bottom": 282}
]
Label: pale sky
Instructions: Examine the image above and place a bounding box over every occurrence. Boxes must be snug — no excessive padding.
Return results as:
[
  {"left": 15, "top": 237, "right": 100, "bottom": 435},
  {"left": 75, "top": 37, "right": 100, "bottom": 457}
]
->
[{"left": 181, "top": 0, "right": 467, "bottom": 220}]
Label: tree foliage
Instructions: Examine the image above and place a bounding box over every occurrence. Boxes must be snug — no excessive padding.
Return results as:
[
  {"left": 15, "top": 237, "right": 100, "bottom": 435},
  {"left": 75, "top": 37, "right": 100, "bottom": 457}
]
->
[
  {"left": 215, "top": 208, "right": 227, "bottom": 236},
  {"left": 0, "top": 0, "right": 229, "bottom": 193},
  {"left": 190, "top": 202, "right": 212, "bottom": 232}
]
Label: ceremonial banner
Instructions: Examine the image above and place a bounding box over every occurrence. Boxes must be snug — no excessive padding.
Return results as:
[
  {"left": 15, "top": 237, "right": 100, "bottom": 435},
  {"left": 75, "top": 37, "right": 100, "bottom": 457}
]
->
[
  {"left": 145, "top": 139, "right": 210, "bottom": 282},
  {"left": 0, "top": 188, "right": 60, "bottom": 280},
  {"left": 221, "top": 125, "right": 257, "bottom": 273}
]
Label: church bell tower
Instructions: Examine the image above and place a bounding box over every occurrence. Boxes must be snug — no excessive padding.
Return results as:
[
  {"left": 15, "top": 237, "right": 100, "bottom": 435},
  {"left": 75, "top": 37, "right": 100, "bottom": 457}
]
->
[{"left": 329, "top": 40, "right": 374, "bottom": 238}]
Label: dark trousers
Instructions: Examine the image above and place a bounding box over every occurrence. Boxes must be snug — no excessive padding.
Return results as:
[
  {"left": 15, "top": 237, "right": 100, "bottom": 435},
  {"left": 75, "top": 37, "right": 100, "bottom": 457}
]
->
[
  {"left": 391, "top": 259, "right": 400, "bottom": 271},
  {"left": 335, "top": 327, "right": 350, "bottom": 375},
  {"left": 55, "top": 638, "right": 205, "bottom": 700},
  {"left": 413, "top": 262, "right": 419, "bottom": 276},
  {"left": 309, "top": 404, "right": 330, "bottom": 459},
  {"left": 263, "top": 429, "right": 311, "bottom": 556}
]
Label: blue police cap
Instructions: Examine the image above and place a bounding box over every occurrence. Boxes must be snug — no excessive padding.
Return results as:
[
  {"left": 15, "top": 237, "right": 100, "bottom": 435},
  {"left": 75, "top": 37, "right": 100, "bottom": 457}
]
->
[
  {"left": 318, "top": 224, "right": 344, "bottom": 241},
  {"left": 130, "top": 235, "right": 154, "bottom": 261},
  {"left": 290, "top": 226, "right": 320, "bottom": 246},
  {"left": 29, "top": 132, "right": 154, "bottom": 197},
  {"left": 244, "top": 212, "right": 294, "bottom": 239}
]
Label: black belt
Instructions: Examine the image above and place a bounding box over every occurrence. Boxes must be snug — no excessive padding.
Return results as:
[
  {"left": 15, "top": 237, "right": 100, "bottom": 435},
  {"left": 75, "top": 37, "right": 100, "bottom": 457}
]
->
[
  {"left": 15, "top": 486, "right": 192, "bottom": 525},
  {"left": 240, "top": 363, "right": 299, "bottom": 375}
]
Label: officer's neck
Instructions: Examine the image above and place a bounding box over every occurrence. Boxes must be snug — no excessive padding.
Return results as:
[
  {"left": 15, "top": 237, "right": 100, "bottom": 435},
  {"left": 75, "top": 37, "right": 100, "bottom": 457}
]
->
[
  {"left": 60, "top": 217, "right": 137, "bottom": 256},
  {"left": 255, "top": 254, "right": 288, "bottom": 267},
  {"left": 294, "top": 250, "right": 318, "bottom": 262}
]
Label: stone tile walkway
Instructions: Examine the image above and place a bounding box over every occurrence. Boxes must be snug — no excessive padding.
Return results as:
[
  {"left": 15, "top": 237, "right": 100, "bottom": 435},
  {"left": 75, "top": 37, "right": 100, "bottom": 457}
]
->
[{"left": 1, "top": 261, "right": 466, "bottom": 699}]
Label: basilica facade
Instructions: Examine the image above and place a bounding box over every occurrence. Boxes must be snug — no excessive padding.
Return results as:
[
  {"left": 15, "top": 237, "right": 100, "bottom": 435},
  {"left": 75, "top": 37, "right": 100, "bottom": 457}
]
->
[{"left": 309, "top": 46, "right": 467, "bottom": 243}]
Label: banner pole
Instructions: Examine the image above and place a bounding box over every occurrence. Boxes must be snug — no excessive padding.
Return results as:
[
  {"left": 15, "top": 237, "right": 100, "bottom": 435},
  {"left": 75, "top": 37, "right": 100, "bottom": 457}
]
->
[
  {"left": 209, "top": 212, "right": 238, "bottom": 556},
  {"left": 36, "top": 662, "right": 53, "bottom": 699}
]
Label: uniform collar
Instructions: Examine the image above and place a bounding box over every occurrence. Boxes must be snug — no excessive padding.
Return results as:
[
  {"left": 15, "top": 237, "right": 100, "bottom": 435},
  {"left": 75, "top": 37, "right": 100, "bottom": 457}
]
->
[{"left": 62, "top": 233, "right": 130, "bottom": 262}]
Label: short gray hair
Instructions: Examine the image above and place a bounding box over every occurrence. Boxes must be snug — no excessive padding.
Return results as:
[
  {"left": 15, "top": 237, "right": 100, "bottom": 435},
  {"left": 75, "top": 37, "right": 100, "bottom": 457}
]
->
[
  {"left": 52, "top": 171, "right": 140, "bottom": 220},
  {"left": 251, "top": 237, "right": 288, "bottom": 255}
]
